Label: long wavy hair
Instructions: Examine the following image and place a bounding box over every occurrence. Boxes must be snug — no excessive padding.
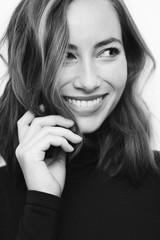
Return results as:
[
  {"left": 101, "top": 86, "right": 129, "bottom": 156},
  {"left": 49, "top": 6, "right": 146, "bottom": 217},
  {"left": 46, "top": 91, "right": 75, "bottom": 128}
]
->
[{"left": 0, "top": 0, "right": 159, "bottom": 182}]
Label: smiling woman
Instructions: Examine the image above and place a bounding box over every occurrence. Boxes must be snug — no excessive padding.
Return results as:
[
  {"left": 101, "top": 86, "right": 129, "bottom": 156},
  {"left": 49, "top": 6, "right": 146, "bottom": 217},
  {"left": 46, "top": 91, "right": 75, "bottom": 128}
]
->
[{"left": 0, "top": 0, "right": 160, "bottom": 239}]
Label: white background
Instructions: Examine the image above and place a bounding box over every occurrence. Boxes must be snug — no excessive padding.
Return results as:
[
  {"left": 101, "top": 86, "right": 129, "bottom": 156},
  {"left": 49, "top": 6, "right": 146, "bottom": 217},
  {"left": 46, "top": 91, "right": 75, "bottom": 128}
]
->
[{"left": 0, "top": 0, "right": 160, "bottom": 149}]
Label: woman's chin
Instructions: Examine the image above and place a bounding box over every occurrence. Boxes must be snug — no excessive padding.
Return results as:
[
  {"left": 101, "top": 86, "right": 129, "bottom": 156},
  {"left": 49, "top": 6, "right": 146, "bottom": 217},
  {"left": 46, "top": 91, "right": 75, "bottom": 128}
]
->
[{"left": 76, "top": 117, "right": 102, "bottom": 134}]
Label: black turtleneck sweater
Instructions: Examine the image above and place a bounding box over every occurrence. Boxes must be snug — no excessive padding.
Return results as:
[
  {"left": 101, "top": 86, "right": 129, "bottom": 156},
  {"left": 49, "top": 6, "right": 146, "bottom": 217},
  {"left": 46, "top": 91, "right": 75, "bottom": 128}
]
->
[{"left": 0, "top": 144, "right": 160, "bottom": 240}]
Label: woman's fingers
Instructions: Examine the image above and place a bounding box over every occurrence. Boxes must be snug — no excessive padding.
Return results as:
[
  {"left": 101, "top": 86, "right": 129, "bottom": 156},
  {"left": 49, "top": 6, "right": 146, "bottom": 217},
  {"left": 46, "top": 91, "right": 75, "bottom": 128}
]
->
[
  {"left": 15, "top": 110, "right": 81, "bottom": 196},
  {"left": 16, "top": 135, "right": 74, "bottom": 164},
  {"left": 17, "top": 111, "right": 35, "bottom": 141},
  {"left": 32, "top": 135, "right": 75, "bottom": 153},
  {"left": 23, "top": 126, "right": 82, "bottom": 148},
  {"left": 17, "top": 112, "right": 75, "bottom": 142},
  {"left": 16, "top": 111, "right": 82, "bottom": 160},
  {"left": 29, "top": 115, "right": 74, "bottom": 129}
]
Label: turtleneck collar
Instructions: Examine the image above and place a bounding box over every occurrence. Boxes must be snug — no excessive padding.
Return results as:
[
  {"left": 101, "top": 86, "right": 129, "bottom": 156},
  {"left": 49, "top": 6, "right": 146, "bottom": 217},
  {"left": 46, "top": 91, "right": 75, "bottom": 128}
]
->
[{"left": 66, "top": 130, "right": 100, "bottom": 171}]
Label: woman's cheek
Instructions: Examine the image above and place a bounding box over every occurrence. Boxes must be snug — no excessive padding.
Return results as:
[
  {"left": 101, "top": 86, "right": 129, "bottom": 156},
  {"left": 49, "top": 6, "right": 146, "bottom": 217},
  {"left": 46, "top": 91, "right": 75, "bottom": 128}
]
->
[
  {"left": 58, "top": 66, "right": 76, "bottom": 88},
  {"left": 100, "top": 57, "right": 127, "bottom": 89}
]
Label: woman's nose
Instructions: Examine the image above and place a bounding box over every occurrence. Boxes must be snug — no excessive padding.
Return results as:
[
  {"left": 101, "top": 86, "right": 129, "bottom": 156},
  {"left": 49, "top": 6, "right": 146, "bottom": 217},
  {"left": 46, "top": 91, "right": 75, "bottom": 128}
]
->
[{"left": 73, "top": 61, "right": 100, "bottom": 92}]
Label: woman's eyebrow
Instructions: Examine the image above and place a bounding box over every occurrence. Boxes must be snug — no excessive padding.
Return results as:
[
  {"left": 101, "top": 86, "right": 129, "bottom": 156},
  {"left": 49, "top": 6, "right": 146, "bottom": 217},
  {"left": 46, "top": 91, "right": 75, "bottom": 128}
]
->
[
  {"left": 67, "top": 44, "right": 78, "bottom": 51},
  {"left": 67, "top": 38, "right": 122, "bottom": 51},
  {"left": 94, "top": 38, "right": 122, "bottom": 49}
]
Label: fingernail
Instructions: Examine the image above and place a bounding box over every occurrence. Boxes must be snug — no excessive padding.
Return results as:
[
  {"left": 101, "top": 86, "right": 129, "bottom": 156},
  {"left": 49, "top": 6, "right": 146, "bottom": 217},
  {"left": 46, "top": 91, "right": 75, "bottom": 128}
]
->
[
  {"left": 67, "top": 119, "right": 74, "bottom": 124},
  {"left": 39, "top": 104, "right": 45, "bottom": 112},
  {"left": 69, "top": 145, "right": 74, "bottom": 152},
  {"left": 75, "top": 135, "right": 83, "bottom": 141}
]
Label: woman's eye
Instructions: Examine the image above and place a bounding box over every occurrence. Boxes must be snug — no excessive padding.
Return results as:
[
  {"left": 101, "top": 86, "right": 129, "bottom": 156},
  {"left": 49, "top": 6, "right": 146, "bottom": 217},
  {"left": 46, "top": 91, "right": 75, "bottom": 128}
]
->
[
  {"left": 98, "top": 48, "right": 120, "bottom": 59},
  {"left": 64, "top": 52, "right": 77, "bottom": 64}
]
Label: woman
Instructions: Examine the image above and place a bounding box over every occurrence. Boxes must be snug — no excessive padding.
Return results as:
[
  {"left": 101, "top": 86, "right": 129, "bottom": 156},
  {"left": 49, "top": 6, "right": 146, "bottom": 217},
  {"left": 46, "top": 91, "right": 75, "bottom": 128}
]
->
[{"left": 0, "top": 0, "right": 160, "bottom": 239}]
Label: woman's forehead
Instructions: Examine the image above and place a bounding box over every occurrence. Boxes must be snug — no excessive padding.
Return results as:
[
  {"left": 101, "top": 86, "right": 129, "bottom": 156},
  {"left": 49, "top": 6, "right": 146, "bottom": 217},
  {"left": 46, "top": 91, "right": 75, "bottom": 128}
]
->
[{"left": 66, "top": 0, "right": 122, "bottom": 48}]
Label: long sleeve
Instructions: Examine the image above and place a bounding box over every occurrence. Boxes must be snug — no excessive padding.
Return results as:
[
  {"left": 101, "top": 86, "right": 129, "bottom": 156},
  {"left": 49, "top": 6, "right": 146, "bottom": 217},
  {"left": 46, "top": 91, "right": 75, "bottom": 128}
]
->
[
  {"left": 0, "top": 166, "right": 62, "bottom": 240},
  {"left": 16, "top": 191, "right": 62, "bottom": 240}
]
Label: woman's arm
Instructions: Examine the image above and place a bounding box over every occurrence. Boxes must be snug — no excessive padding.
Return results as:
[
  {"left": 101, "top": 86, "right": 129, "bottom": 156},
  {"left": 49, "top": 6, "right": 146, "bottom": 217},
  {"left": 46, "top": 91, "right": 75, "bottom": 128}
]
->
[
  {"left": 14, "top": 110, "right": 82, "bottom": 239},
  {"left": 16, "top": 191, "right": 62, "bottom": 240}
]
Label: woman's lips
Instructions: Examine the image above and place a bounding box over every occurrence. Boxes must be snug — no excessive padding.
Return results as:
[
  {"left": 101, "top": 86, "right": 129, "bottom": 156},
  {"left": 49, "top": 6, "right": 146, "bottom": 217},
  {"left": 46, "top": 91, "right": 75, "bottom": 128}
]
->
[
  {"left": 63, "top": 94, "right": 108, "bottom": 115},
  {"left": 63, "top": 93, "right": 107, "bottom": 101}
]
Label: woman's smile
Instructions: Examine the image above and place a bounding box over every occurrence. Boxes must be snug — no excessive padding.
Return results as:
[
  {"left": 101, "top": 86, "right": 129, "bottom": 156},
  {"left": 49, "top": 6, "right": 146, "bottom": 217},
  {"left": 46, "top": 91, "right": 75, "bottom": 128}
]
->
[{"left": 63, "top": 94, "right": 108, "bottom": 116}]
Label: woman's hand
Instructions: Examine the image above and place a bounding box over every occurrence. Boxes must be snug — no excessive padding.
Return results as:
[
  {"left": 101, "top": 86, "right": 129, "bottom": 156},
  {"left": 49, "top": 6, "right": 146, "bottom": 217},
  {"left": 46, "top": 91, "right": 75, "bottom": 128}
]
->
[{"left": 15, "top": 110, "right": 82, "bottom": 197}]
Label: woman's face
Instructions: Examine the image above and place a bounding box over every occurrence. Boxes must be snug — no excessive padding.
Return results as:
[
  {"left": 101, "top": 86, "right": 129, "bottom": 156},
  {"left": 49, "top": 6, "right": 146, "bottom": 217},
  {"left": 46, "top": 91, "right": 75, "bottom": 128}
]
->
[{"left": 58, "top": 0, "right": 127, "bottom": 133}]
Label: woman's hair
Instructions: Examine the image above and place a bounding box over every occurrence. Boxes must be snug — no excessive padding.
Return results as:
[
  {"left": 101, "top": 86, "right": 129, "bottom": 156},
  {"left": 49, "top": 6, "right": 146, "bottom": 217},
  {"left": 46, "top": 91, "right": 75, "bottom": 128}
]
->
[
  {"left": 97, "top": 0, "right": 159, "bottom": 182},
  {"left": 0, "top": 0, "right": 159, "bottom": 182},
  {"left": 0, "top": 0, "right": 77, "bottom": 177}
]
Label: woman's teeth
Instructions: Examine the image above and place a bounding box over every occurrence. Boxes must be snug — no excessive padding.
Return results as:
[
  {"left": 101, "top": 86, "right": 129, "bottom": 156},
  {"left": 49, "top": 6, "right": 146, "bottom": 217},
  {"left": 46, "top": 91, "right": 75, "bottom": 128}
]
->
[{"left": 66, "top": 97, "right": 103, "bottom": 107}]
